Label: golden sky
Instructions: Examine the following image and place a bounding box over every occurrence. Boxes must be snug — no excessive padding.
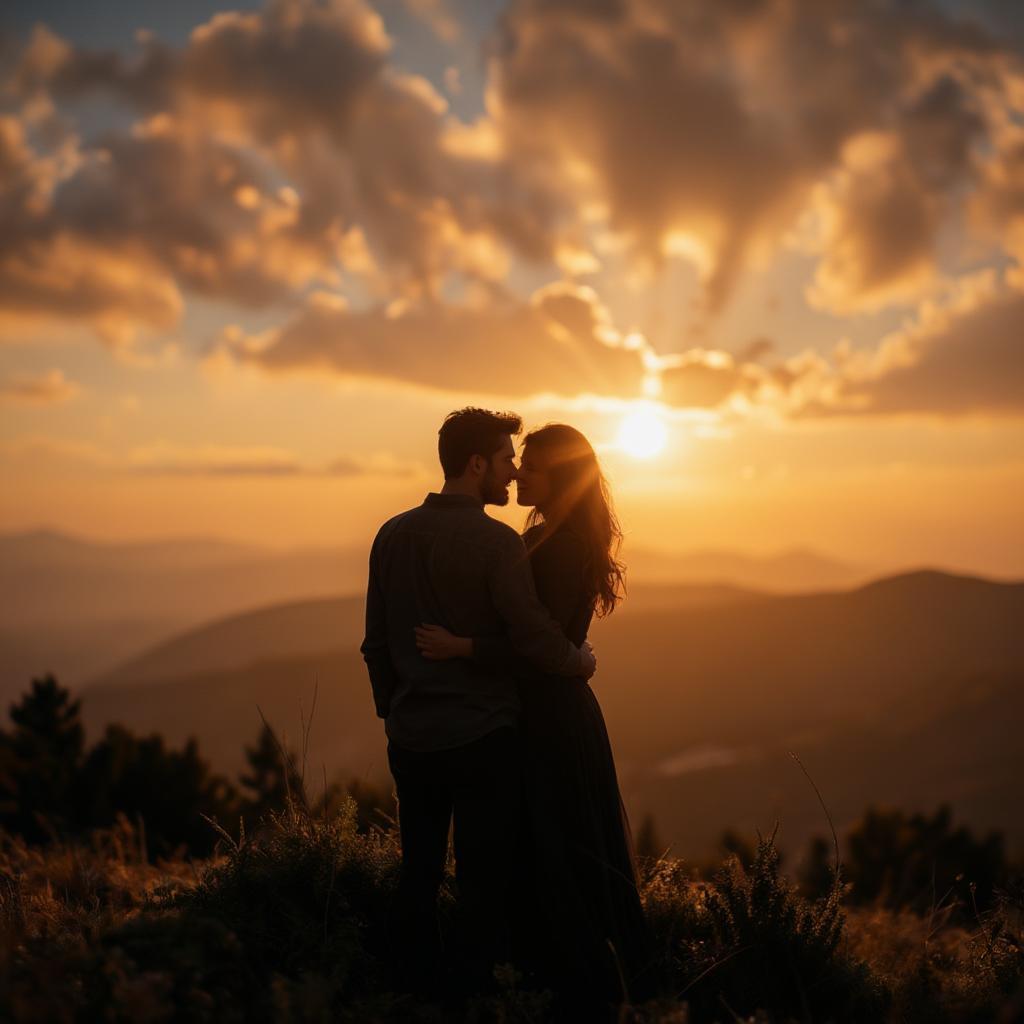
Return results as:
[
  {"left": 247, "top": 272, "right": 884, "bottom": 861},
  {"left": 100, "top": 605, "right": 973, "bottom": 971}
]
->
[{"left": 1, "top": 0, "right": 1022, "bottom": 576}]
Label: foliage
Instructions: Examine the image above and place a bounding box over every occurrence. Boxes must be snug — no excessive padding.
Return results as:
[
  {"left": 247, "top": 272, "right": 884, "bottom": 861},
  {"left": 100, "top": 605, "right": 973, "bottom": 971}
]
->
[
  {"left": 642, "top": 823, "right": 886, "bottom": 1022},
  {"left": 239, "top": 721, "right": 306, "bottom": 823},
  {"left": 1, "top": 808, "right": 1022, "bottom": 1021},
  {"left": 76, "top": 724, "right": 238, "bottom": 857},
  {"left": 0, "top": 676, "right": 237, "bottom": 857},
  {"left": 0, "top": 675, "right": 85, "bottom": 842},
  {"left": 1, "top": 674, "right": 1020, "bottom": 1019},
  {"left": 842, "top": 878, "right": 1024, "bottom": 1024},
  {"left": 844, "top": 804, "right": 1006, "bottom": 916},
  {"left": 182, "top": 796, "right": 402, "bottom": 1005}
]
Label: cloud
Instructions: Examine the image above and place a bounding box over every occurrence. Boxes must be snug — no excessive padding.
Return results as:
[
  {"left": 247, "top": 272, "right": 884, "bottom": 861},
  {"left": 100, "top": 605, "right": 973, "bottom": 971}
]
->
[
  {"left": 807, "top": 148, "right": 941, "bottom": 313},
  {"left": 972, "top": 131, "right": 1024, "bottom": 282},
  {"left": 783, "top": 278, "right": 1024, "bottom": 417},
  {"left": 736, "top": 337, "right": 775, "bottom": 363},
  {"left": 326, "top": 452, "right": 419, "bottom": 477},
  {"left": 0, "top": 368, "right": 80, "bottom": 403},
  {"left": 658, "top": 350, "right": 761, "bottom": 410},
  {"left": 0, "top": 435, "right": 112, "bottom": 466},
  {"left": 806, "top": 76, "right": 988, "bottom": 312},
  {"left": 2, "top": 0, "right": 1020, "bottom": 424},
  {"left": 404, "top": 0, "right": 461, "bottom": 44},
  {"left": 222, "top": 282, "right": 650, "bottom": 398},
  {"left": 490, "top": 0, "right": 1020, "bottom": 312},
  {"left": 0, "top": 435, "right": 419, "bottom": 476},
  {"left": 127, "top": 442, "right": 421, "bottom": 476},
  {"left": 0, "top": 1, "right": 574, "bottom": 345},
  {"left": 0, "top": 113, "right": 184, "bottom": 344},
  {"left": 127, "top": 443, "right": 305, "bottom": 476}
]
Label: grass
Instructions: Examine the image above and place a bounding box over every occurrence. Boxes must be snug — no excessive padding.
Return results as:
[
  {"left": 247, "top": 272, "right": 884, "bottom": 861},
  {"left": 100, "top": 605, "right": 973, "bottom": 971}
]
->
[{"left": 2, "top": 805, "right": 1021, "bottom": 1023}]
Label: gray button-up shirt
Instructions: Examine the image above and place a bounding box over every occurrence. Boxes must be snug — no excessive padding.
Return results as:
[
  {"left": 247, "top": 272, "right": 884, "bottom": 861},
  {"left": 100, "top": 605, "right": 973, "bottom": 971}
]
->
[{"left": 360, "top": 492, "right": 586, "bottom": 752}]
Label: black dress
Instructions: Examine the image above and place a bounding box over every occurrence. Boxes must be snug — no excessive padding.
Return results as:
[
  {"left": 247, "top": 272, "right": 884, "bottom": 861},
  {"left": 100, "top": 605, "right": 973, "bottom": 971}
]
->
[{"left": 477, "top": 524, "right": 652, "bottom": 1014}]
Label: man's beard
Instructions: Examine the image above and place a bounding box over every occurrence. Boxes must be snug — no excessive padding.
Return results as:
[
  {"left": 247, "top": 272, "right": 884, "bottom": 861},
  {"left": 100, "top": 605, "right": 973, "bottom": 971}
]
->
[{"left": 480, "top": 463, "right": 509, "bottom": 505}]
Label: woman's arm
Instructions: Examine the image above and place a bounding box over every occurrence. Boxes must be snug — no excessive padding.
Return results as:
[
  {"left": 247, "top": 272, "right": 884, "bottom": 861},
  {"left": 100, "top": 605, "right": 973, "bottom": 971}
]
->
[
  {"left": 414, "top": 625, "right": 472, "bottom": 660},
  {"left": 413, "top": 625, "right": 516, "bottom": 665}
]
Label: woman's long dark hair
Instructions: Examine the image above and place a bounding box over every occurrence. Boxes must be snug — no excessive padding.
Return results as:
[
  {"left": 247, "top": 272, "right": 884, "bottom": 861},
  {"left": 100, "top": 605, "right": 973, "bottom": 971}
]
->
[{"left": 522, "top": 423, "right": 625, "bottom": 617}]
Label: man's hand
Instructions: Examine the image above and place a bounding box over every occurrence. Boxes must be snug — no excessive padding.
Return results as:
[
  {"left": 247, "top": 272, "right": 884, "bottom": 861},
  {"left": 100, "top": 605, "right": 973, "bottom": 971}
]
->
[
  {"left": 415, "top": 624, "right": 473, "bottom": 660},
  {"left": 580, "top": 640, "right": 597, "bottom": 679}
]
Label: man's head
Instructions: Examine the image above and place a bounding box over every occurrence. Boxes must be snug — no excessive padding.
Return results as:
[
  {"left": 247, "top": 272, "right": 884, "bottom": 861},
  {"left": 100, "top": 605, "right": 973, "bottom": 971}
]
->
[{"left": 438, "top": 407, "right": 522, "bottom": 505}]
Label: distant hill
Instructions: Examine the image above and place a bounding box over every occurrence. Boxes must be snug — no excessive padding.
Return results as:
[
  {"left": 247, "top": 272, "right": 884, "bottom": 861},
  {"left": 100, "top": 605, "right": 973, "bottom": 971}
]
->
[
  {"left": 87, "top": 596, "right": 368, "bottom": 690},
  {"left": 0, "top": 529, "right": 369, "bottom": 702},
  {"left": 75, "top": 569, "right": 1024, "bottom": 860},
  {"left": 85, "top": 582, "right": 764, "bottom": 692},
  {"left": 0, "top": 530, "right": 368, "bottom": 630},
  {"left": 625, "top": 545, "right": 876, "bottom": 592},
  {"left": 0, "top": 528, "right": 266, "bottom": 573},
  {"left": 1, "top": 527, "right": 881, "bottom": 700},
  {"left": 83, "top": 648, "right": 383, "bottom": 786}
]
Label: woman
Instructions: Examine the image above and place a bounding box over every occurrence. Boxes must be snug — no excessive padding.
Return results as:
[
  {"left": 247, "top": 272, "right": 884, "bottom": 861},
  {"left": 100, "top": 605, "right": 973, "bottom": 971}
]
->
[{"left": 415, "top": 423, "right": 652, "bottom": 1016}]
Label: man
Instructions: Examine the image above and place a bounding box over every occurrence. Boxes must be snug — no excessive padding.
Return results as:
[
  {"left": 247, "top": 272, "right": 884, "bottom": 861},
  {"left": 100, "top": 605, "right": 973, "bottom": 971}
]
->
[{"left": 360, "top": 407, "right": 595, "bottom": 995}]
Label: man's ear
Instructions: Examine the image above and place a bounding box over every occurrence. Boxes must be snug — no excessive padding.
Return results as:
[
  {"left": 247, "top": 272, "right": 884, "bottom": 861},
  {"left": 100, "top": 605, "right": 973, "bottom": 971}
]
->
[{"left": 467, "top": 454, "right": 487, "bottom": 477}]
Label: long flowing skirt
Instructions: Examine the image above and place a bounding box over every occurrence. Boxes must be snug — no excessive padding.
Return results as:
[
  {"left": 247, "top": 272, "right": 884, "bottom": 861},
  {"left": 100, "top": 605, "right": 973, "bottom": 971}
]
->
[{"left": 510, "top": 674, "right": 654, "bottom": 1014}]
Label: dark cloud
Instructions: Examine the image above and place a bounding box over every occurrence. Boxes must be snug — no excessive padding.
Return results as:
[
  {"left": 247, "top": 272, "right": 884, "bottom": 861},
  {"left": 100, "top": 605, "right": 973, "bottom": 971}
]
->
[
  {"left": 1, "top": 0, "right": 1020, "bottom": 423},
  {"left": 1, "top": 0, "right": 573, "bottom": 341},
  {"left": 491, "top": 0, "right": 1019, "bottom": 312},
  {"left": 736, "top": 336, "right": 775, "bottom": 363},
  {"left": 659, "top": 352, "right": 760, "bottom": 409},
  {"left": 832, "top": 290, "right": 1024, "bottom": 416},
  {"left": 785, "top": 285, "right": 1024, "bottom": 417},
  {"left": 224, "top": 283, "right": 649, "bottom": 398}
]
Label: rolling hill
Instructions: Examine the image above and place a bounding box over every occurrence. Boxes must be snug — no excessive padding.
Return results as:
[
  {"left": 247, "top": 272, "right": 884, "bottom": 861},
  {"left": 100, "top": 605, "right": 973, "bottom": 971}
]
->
[
  {"left": 73, "top": 569, "right": 1024, "bottom": 861},
  {"left": 1, "top": 527, "right": 878, "bottom": 702}
]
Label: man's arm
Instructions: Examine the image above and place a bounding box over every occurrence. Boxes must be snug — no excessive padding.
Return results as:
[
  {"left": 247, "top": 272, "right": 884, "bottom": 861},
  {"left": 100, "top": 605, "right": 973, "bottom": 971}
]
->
[
  {"left": 360, "top": 534, "right": 401, "bottom": 718},
  {"left": 487, "top": 532, "right": 594, "bottom": 677}
]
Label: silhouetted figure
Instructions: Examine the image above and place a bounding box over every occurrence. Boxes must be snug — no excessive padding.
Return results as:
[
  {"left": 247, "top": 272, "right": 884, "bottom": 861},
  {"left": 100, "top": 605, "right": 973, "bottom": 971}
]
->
[
  {"left": 417, "top": 424, "right": 653, "bottom": 1019},
  {"left": 361, "top": 408, "right": 595, "bottom": 996}
]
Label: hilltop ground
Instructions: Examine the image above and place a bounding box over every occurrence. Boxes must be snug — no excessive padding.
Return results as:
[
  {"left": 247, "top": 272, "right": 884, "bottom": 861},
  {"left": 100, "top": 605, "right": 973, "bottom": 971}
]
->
[{"left": 2, "top": 803, "right": 1021, "bottom": 1023}]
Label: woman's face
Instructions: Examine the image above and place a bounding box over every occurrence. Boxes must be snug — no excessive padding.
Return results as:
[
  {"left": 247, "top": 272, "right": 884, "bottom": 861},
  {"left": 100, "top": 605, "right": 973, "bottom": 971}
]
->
[{"left": 515, "top": 444, "right": 552, "bottom": 510}]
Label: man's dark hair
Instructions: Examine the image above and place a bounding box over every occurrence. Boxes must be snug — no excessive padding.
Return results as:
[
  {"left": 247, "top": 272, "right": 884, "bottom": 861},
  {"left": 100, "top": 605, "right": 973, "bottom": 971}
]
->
[{"left": 438, "top": 407, "right": 522, "bottom": 479}]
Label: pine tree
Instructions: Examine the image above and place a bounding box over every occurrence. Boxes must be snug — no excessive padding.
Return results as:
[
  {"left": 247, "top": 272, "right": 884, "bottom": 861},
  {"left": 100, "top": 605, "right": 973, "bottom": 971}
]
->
[
  {"left": 0, "top": 675, "right": 84, "bottom": 841},
  {"left": 239, "top": 721, "right": 305, "bottom": 822}
]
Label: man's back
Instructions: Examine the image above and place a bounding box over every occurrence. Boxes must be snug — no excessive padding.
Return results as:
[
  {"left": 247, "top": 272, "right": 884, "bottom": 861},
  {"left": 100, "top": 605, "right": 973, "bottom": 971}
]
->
[{"left": 362, "top": 492, "right": 550, "bottom": 751}]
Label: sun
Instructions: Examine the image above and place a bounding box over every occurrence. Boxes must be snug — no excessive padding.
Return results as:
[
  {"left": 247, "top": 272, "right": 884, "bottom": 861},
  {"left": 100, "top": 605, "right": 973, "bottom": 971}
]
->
[{"left": 616, "top": 405, "right": 668, "bottom": 459}]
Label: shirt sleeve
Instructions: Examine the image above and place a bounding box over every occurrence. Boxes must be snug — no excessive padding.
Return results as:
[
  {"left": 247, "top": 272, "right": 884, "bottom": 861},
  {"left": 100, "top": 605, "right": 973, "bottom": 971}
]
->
[
  {"left": 484, "top": 530, "right": 585, "bottom": 676},
  {"left": 359, "top": 532, "right": 401, "bottom": 719},
  {"left": 474, "top": 530, "right": 588, "bottom": 665}
]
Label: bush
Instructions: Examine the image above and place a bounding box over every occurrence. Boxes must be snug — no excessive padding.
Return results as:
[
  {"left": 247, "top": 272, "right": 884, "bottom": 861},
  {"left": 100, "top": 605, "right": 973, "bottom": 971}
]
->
[
  {"left": 76, "top": 725, "right": 238, "bottom": 857},
  {"left": 1, "top": 811, "right": 1021, "bottom": 1022},
  {"left": 174, "top": 797, "right": 404, "bottom": 1017},
  {"left": 0, "top": 676, "right": 237, "bottom": 858},
  {"left": 844, "top": 805, "right": 1006, "bottom": 917},
  {"left": 643, "top": 824, "right": 886, "bottom": 1022}
]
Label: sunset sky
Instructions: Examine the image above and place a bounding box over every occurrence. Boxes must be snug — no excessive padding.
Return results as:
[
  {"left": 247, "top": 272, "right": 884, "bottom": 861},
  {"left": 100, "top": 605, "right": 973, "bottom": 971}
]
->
[{"left": 1, "top": 0, "right": 1022, "bottom": 576}]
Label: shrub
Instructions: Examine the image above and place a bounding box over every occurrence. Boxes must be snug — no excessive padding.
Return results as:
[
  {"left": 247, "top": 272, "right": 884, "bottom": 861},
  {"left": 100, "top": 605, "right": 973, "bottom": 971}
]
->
[
  {"left": 643, "top": 824, "right": 886, "bottom": 1022},
  {"left": 172, "top": 797, "right": 405, "bottom": 1017},
  {"left": 844, "top": 805, "right": 1006, "bottom": 917}
]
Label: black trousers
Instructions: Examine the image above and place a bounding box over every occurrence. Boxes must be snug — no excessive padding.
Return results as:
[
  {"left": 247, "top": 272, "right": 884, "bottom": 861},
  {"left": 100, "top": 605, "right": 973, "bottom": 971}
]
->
[{"left": 386, "top": 726, "right": 520, "bottom": 994}]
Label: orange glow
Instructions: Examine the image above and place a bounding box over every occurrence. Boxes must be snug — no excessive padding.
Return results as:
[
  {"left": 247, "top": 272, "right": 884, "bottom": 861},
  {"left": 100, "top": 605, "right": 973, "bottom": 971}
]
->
[{"left": 616, "top": 405, "right": 669, "bottom": 459}]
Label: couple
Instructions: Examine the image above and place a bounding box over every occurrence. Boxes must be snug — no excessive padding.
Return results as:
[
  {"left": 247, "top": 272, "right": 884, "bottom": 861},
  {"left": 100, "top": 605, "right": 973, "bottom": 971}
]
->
[{"left": 361, "top": 407, "right": 651, "bottom": 1015}]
